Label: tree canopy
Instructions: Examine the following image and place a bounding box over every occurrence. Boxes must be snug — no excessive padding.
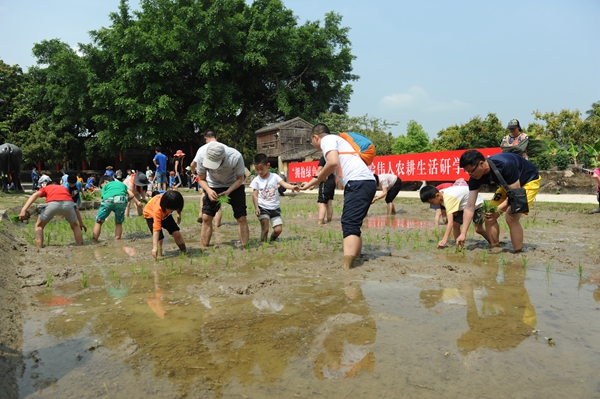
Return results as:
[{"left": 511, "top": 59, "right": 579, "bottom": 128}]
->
[
  {"left": 1, "top": 0, "right": 358, "bottom": 166},
  {"left": 432, "top": 113, "right": 505, "bottom": 151},
  {"left": 391, "top": 120, "right": 432, "bottom": 154}
]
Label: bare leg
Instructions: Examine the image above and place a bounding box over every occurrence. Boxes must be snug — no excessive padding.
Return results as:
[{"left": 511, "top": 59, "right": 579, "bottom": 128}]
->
[
  {"left": 505, "top": 212, "right": 524, "bottom": 252},
  {"left": 342, "top": 235, "right": 362, "bottom": 269},
  {"left": 214, "top": 207, "right": 223, "bottom": 227},
  {"left": 69, "top": 221, "right": 83, "bottom": 245},
  {"left": 318, "top": 202, "right": 326, "bottom": 224},
  {"left": 92, "top": 222, "right": 102, "bottom": 242},
  {"left": 172, "top": 231, "right": 186, "bottom": 253},
  {"left": 201, "top": 214, "right": 214, "bottom": 247},
  {"left": 259, "top": 218, "right": 270, "bottom": 242},
  {"left": 35, "top": 219, "right": 47, "bottom": 248},
  {"left": 484, "top": 218, "right": 500, "bottom": 247},
  {"left": 475, "top": 224, "right": 491, "bottom": 244},
  {"left": 237, "top": 216, "right": 249, "bottom": 247},
  {"left": 115, "top": 222, "right": 123, "bottom": 240},
  {"left": 327, "top": 200, "right": 333, "bottom": 222},
  {"left": 270, "top": 225, "right": 282, "bottom": 241}
]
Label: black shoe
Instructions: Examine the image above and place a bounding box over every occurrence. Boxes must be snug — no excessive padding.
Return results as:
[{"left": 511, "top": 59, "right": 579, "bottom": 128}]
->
[{"left": 591, "top": 207, "right": 600, "bottom": 214}]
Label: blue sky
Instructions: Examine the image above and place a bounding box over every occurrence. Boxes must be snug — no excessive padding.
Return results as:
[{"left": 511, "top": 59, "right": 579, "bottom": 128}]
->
[{"left": 1, "top": 0, "right": 598, "bottom": 138}]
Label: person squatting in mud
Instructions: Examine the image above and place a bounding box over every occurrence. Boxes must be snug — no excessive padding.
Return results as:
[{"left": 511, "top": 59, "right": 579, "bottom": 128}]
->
[
  {"left": 420, "top": 184, "right": 490, "bottom": 249},
  {"left": 143, "top": 190, "right": 187, "bottom": 259},
  {"left": 457, "top": 150, "right": 541, "bottom": 253}
]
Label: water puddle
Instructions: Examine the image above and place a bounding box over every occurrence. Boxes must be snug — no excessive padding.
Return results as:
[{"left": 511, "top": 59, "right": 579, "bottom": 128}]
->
[
  {"left": 364, "top": 215, "right": 434, "bottom": 229},
  {"left": 15, "top": 259, "right": 600, "bottom": 398}
]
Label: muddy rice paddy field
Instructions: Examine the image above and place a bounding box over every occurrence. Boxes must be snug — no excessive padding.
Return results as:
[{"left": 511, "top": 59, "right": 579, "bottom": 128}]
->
[{"left": 1, "top": 190, "right": 600, "bottom": 398}]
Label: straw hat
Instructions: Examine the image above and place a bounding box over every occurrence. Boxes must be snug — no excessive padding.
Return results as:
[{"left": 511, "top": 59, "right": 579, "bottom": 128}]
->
[{"left": 174, "top": 150, "right": 186, "bottom": 157}]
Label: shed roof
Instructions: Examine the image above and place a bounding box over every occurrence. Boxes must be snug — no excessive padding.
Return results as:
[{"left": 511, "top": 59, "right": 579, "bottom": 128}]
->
[{"left": 255, "top": 117, "right": 312, "bottom": 134}]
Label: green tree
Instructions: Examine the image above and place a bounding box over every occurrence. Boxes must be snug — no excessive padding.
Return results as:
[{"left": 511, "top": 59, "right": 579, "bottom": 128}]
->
[
  {"left": 8, "top": 40, "right": 93, "bottom": 167},
  {"left": 432, "top": 113, "right": 505, "bottom": 151},
  {"left": 86, "top": 0, "right": 358, "bottom": 160},
  {"left": 585, "top": 101, "right": 600, "bottom": 121},
  {"left": 391, "top": 120, "right": 431, "bottom": 154},
  {"left": 0, "top": 61, "right": 30, "bottom": 144},
  {"left": 316, "top": 113, "right": 396, "bottom": 155}
]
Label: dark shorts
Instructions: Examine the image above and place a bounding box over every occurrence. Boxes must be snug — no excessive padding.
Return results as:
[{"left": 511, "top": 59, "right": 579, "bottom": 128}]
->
[
  {"left": 258, "top": 207, "right": 283, "bottom": 227},
  {"left": 384, "top": 178, "right": 402, "bottom": 203},
  {"left": 145, "top": 214, "right": 180, "bottom": 241},
  {"left": 318, "top": 179, "right": 336, "bottom": 203},
  {"left": 453, "top": 208, "right": 484, "bottom": 225},
  {"left": 341, "top": 179, "right": 377, "bottom": 238},
  {"left": 202, "top": 184, "right": 247, "bottom": 219}
]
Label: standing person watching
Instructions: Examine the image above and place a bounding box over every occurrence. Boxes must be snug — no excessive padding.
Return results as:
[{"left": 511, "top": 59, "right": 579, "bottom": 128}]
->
[
  {"left": 153, "top": 146, "right": 168, "bottom": 192},
  {"left": 501, "top": 119, "right": 529, "bottom": 159},
  {"left": 316, "top": 155, "right": 336, "bottom": 225},
  {"left": 196, "top": 142, "right": 249, "bottom": 248},
  {"left": 584, "top": 154, "right": 600, "bottom": 214},
  {"left": 457, "top": 150, "right": 541, "bottom": 253},
  {"left": 31, "top": 166, "right": 39, "bottom": 191},
  {"left": 300, "top": 123, "right": 377, "bottom": 269}
]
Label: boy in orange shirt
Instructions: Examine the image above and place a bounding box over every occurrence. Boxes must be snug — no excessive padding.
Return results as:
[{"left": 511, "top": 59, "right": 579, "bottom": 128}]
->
[{"left": 143, "top": 190, "right": 186, "bottom": 259}]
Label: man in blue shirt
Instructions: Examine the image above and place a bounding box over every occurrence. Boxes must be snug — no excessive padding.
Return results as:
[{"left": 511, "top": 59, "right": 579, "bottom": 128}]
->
[
  {"left": 457, "top": 150, "right": 541, "bottom": 253},
  {"left": 153, "top": 146, "right": 168, "bottom": 191}
]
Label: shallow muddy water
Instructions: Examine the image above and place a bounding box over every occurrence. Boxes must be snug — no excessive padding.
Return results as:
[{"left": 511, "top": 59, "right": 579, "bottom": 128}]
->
[{"left": 4, "top": 195, "right": 600, "bottom": 398}]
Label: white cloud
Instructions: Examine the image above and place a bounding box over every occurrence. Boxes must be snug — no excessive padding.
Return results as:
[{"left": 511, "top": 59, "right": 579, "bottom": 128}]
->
[{"left": 379, "top": 86, "right": 470, "bottom": 112}]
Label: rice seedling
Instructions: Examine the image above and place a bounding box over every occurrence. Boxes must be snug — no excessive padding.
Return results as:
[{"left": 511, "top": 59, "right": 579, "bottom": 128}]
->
[
  {"left": 481, "top": 200, "right": 497, "bottom": 214},
  {"left": 481, "top": 251, "right": 488, "bottom": 262},
  {"left": 46, "top": 271, "right": 54, "bottom": 288},
  {"left": 521, "top": 256, "right": 528, "bottom": 269},
  {"left": 385, "top": 233, "right": 391, "bottom": 247},
  {"left": 499, "top": 253, "right": 506, "bottom": 266},
  {"left": 545, "top": 261, "right": 552, "bottom": 273},
  {"left": 578, "top": 262, "right": 583, "bottom": 278},
  {"left": 80, "top": 271, "right": 89, "bottom": 288}
]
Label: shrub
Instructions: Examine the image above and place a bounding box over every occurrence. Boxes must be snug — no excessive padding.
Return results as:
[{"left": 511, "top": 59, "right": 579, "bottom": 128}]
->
[
  {"left": 531, "top": 155, "right": 551, "bottom": 171},
  {"left": 553, "top": 152, "right": 571, "bottom": 170}
]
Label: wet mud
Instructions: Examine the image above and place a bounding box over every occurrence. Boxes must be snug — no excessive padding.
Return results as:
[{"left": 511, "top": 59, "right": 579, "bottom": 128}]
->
[{"left": 2, "top": 194, "right": 600, "bottom": 398}]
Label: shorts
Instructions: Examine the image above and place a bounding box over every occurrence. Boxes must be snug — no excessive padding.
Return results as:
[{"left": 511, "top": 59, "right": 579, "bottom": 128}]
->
[
  {"left": 341, "top": 179, "right": 377, "bottom": 238},
  {"left": 202, "top": 184, "right": 247, "bottom": 219},
  {"left": 490, "top": 176, "right": 542, "bottom": 214},
  {"left": 384, "top": 178, "right": 402, "bottom": 203},
  {"left": 155, "top": 171, "right": 167, "bottom": 184},
  {"left": 453, "top": 207, "right": 484, "bottom": 225},
  {"left": 258, "top": 207, "right": 283, "bottom": 227},
  {"left": 145, "top": 214, "right": 180, "bottom": 241},
  {"left": 96, "top": 196, "right": 128, "bottom": 223},
  {"left": 318, "top": 179, "right": 336, "bottom": 203},
  {"left": 38, "top": 201, "right": 78, "bottom": 223}
]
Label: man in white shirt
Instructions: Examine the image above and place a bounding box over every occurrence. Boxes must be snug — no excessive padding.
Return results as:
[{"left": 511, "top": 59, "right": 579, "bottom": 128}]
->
[{"left": 300, "top": 123, "right": 377, "bottom": 269}]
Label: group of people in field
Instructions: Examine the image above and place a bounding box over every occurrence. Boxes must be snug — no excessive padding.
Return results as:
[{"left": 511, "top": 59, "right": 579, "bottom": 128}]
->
[{"left": 19, "top": 119, "right": 547, "bottom": 268}]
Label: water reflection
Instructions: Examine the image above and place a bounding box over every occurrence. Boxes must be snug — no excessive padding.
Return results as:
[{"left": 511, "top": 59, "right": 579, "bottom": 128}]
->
[
  {"left": 421, "top": 265, "right": 537, "bottom": 352},
  {"left": 36, "top": 276, "right": 377, "bottom": 397},
  {"left": 364, "top": 215, "right": 433, "bottom": 229}
]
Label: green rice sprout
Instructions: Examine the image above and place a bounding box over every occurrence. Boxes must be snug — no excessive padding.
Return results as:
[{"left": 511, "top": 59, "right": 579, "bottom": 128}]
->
[
  {"left": 80, "top": 271, "right": 89, "bottom": 288},
  {"left": 578, "top": 262, "right": 583, "bottom": 278},
  {"left": 46, "top": 272, "right": 54, "bottom": 288},
  {"left": 481, "top": 200, "right": 498, "bottom": 214},
  {"left": 521, "top": 255, "right": 528, "bottom": 269},
  {"left": 481, "top": 251, "right": 488, "bottom": 262}
]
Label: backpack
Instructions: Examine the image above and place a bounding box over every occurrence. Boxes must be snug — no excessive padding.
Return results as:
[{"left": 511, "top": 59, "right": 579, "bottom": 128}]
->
[{"left": 338, "top": 132, "right": 376, "bottom": 166}]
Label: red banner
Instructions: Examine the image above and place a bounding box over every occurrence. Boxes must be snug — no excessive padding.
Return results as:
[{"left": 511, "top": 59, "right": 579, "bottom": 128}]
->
[{"left": 288, "top": 148, "right": 501, "bottom": 183}]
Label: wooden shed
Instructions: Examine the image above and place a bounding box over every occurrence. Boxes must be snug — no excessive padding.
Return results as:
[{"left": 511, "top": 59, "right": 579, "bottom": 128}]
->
[{"left": 255, "top": 117, "right": 314, "bottom": 159}]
